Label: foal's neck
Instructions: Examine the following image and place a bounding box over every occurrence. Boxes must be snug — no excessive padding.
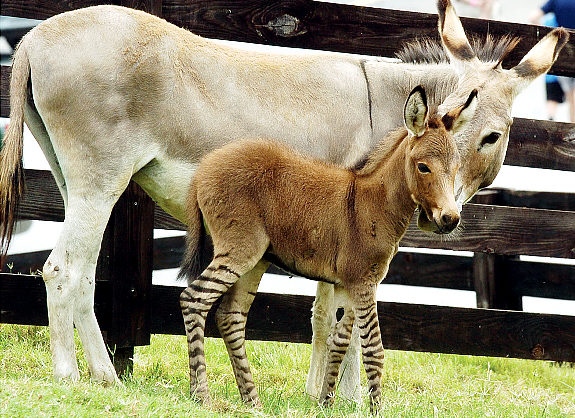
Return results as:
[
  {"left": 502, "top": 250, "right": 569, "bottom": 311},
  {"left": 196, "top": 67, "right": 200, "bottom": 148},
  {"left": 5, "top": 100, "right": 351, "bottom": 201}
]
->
[{"left": 355, "top": 129, "right": 417, "bottom": 238}]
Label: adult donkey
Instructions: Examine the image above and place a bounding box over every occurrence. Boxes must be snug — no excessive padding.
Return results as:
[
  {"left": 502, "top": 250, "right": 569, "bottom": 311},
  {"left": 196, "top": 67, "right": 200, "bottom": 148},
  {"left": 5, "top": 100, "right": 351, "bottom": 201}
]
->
[{"left": 0, "top": 0, "right": 567, "bottom": 394}]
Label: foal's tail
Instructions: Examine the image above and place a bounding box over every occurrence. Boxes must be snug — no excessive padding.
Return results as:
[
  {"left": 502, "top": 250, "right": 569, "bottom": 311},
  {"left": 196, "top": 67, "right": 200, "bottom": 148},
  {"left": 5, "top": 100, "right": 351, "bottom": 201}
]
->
[
  {"left": 178, "top": 182, "right": 207, "bottom": 282},
  {"left": 0, "top": 41, "right": 30, "bottom": 264}
]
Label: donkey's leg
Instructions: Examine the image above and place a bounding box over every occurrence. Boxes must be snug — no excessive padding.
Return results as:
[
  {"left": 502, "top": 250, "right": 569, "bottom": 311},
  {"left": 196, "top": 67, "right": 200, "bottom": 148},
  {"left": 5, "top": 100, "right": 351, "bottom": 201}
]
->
[
  {"left": 319, "top": 292, "right": 355, "bottom": 406},
  {"left": 43, "top": 193, "right": 120, "bottom": 384},
  {"left": 308, "top": 283, "right": 362, "bottom": 402},
  {"left": 215, "top": 260, "right": 270, "bottom": 406},
  {"left": 306, "top": 282, "right": 335, "bottom": 399},
  {"left": 180, "top": 238, "right": 268, "bottom": 404},
  {"left": 338, "top": 324, "right": 362, "bottom": 402}
]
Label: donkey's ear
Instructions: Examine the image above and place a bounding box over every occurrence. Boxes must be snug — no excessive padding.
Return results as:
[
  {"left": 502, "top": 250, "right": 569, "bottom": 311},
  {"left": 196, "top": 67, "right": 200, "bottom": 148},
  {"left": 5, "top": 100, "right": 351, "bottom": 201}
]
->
[
  {"left": 442, "top": 89, "right": 478, "bottom": 134},
  {"left": 511, "top": 28, "right": 569, "bottom": 93},
  {"left": 437, "top": 0, "right": 480, "bottom": 73},
  {"left": 404, "top": 85, "right": 429, "bottom": 137}
]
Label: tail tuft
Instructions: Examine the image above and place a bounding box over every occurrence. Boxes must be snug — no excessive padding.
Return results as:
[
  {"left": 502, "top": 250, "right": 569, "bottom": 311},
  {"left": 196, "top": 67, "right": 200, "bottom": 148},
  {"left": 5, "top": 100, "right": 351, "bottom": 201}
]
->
[{"left": 0, "top": 40, "right": 29, "bottom": 266}]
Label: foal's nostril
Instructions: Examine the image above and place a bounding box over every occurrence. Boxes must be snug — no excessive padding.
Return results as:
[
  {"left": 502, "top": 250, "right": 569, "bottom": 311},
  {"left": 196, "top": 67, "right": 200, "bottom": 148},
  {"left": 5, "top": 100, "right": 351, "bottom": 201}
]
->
[{"left": 440, "top": 213, "right": 460, "bottom": 233}]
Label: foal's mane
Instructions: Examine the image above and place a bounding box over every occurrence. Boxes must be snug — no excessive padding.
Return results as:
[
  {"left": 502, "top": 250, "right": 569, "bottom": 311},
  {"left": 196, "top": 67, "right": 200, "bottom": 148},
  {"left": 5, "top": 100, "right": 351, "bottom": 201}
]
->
[
  {"left": 353, "top": 109, "right": 445, "bottom": 177},
  {"left": 396, "top": 34, "right": 521, "bottom": 66},
  {"left": 352, "top": 126, "right": 409, "bottom": 176}
]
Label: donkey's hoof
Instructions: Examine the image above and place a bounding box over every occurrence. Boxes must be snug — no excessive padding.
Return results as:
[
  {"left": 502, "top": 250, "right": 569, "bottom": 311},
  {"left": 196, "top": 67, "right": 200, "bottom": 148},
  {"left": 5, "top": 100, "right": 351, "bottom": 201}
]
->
[
  {"left": 90, "top": 365, "right": 120, "bottom": 386},
  {"left": 53, "top": 363, "right": 80, "bottom": 383}
]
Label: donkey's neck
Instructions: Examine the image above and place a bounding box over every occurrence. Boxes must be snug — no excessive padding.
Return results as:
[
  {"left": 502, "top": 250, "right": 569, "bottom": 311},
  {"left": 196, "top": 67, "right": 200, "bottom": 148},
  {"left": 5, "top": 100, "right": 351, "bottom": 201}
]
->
[{"left": 364, "top": 61, "right": 458, "bottom": 140}]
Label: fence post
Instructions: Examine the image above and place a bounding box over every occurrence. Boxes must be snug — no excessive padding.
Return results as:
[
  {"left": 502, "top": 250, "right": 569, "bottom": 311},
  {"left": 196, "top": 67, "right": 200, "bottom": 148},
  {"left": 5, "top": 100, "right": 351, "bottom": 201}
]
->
[
  {"left": 97, "top": 181, "right": 154, "bottom": 376},
  {"left": 472, "top": 190, "right": 522, "bottom": 310}
]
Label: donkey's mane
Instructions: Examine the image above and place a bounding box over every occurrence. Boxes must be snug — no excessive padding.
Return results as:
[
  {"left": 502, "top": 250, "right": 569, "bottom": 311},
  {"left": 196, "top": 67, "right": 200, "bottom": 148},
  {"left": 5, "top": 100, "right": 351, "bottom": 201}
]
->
[{"left": 396, "top": 35, "right": 521, "bottom": 66}]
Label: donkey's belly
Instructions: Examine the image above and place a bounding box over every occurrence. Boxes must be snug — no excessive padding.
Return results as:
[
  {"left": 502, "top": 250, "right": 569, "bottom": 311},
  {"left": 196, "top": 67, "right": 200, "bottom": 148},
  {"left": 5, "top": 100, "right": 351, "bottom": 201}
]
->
[{"left": 132, "top": 157, "right": 199, "bottom": 225}]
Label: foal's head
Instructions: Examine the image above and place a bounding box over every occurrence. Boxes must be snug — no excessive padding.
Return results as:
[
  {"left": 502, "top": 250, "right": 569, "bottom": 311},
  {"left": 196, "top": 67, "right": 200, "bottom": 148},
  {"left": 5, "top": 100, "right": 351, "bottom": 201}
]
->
[{"left": 403, "top": 86, "right": 477, "bottom": 234}]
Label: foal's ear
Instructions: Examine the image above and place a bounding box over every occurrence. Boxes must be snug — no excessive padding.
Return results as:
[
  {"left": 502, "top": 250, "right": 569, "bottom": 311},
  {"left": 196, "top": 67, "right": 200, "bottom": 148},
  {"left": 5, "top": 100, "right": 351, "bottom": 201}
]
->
[
  {"left": 442, "top": 89, "right": 478, "bottom": 134},
  {"left": 437, "top": 0, "right": 480, "bottom": 74},
  {"left": 511, "top": 28, "right": 569, "bottom": 94},
  {"left": 404, "top": 85, "right": 429, "bottom": 137}
]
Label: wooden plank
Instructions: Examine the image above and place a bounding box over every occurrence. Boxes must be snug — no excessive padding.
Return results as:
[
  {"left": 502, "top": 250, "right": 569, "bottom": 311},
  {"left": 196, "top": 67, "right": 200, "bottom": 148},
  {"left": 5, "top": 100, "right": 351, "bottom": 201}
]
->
[
  {"left": 3, "top": 275, "right": 573, "bottom": 361},
  {"left": 150, "top": 285, "right": 575, "bottom": 362},
  {"left": 18, "top": 169, "right": 64, "bottom": 222},
  {"left": 472, "top": 188, "right": 575, "bottom": 212},
  {"left": 6, "top": 170, "right": 575, "bottom": 259},
  {"left": 153, "top": 201, "right": 575, "bottom": 260},
  {"left": 509, "top": 260, "right": 575, "bottom": 300},
  {"left": 162, "top": 0, "right": 575, "bottom": 77},
  {"left": 401, "top": 204, "right": 575, "bottom": 259},
  {"left": 0, "top": 66, "right": 9, "bottom": 118},
  {"left": 0, "top": 273, "right": 112, "bottom": 326},
  {"left": 6, "top": 238, "right": 574, "bottom": 301},
  {"left": 8, "top": 170, "right": 575, "bottom": 259},
  {"left": 0, "top": 0, "right": 574, "bottom": 76},
  {"left": 504, "top": 119, "right": 575, "bottom": 172}
]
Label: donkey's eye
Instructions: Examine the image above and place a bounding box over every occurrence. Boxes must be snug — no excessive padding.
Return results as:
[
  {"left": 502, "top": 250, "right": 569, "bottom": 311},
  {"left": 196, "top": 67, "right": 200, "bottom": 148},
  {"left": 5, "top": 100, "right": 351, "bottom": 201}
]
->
[
  {"left": 417, "top": 163, "right": 431, "bottom": 174},
  {"left": 481, "top": 132, "right": 501, "bottom": 147}
]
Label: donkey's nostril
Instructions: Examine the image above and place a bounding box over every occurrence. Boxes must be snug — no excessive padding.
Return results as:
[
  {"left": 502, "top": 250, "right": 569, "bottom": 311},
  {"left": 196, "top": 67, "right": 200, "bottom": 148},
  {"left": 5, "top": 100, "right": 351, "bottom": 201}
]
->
[{"left": 441, "top": 214, "right": 452, "bottom": 225}]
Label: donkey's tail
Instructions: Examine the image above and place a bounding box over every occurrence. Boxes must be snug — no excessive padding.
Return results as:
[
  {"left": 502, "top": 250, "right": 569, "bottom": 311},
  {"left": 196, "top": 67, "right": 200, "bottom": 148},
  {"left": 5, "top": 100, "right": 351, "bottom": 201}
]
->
[
  {"left": 0, "top": 40, "right": 30, "bottom": 264},
  {"left": 178, "top": 182, "right": 206, "bottom": 282}
]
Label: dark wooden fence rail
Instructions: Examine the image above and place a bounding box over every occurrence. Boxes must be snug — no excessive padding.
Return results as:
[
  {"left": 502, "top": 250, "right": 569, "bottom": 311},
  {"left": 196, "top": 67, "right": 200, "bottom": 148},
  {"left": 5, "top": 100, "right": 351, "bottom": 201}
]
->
[{"left": 1, "top": 0, "right": 574, "bottom": 369}]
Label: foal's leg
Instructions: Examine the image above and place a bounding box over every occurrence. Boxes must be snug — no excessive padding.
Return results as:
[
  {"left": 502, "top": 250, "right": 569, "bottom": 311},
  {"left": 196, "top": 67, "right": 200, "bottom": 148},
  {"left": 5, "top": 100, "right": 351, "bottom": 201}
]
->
[
  {"left": 180, "top": 235, "right": 268, "bottom": 404},
  {"left": 351, "top": 283, "right": 384, "bottom": 413},
  {"left": 215, "top": 260, "right": 270, "bottom": 406},
  {"left": 319, "top": 289, "right": 355, "bottom": 406}
]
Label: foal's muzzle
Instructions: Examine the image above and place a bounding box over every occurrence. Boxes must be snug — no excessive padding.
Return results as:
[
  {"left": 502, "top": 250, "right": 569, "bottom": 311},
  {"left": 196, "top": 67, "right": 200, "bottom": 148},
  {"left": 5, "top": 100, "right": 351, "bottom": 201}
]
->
[{"left": 417, "top": 206, "right": 460, "bottom": 234}]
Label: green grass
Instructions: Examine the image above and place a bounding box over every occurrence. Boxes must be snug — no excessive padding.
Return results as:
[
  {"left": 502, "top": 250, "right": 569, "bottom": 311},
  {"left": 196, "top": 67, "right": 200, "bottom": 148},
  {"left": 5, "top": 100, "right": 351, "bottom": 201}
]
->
[{"left": 1, "top": 324, "right": 573, "bottom": 417}]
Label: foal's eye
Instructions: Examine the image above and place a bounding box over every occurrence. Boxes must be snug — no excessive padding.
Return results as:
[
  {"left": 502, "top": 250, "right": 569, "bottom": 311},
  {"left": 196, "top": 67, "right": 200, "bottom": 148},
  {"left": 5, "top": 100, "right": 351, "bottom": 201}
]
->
[
  {"left": 481, "top": 132, "right": 501, "bottom": 147},
  {"left": 417, "top": 163, "right": 431, "bottom": 174}
]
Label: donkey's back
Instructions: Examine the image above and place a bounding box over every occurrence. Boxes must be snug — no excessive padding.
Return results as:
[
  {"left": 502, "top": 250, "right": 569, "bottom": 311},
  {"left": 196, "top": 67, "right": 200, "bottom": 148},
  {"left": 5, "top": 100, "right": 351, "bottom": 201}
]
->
[{"left": 13, "top": 5, "right": 371, "bottom": 223}]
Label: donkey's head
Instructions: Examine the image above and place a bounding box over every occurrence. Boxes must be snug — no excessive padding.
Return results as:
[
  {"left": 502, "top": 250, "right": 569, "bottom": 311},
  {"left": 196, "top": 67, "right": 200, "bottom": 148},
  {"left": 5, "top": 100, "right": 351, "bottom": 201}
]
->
[
  {"left": 404, "top": 85, "right": 478, "bottom": 234},
  {"left": 415, "top": 0, "right": 569, "bottom": 232}
]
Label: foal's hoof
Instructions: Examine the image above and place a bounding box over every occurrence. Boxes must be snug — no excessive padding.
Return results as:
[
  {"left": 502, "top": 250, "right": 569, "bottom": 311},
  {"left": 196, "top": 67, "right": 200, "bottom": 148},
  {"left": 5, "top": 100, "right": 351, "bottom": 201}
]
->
[
  {"left": 320, "top": 392, "right": 336, "bottom": 408},
  {"left": 191, "top": 389, "right": 212, "bottom": 406},
  {"left": 247, "top": 397, "right": 262, "bottom": 409}
]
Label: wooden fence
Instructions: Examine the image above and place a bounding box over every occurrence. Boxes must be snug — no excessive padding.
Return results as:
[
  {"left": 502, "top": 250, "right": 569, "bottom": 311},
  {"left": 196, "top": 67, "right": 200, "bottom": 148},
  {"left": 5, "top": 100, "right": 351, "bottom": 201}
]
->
[{"left": 1, "top": 0, "right": 574, "bottom": 372}]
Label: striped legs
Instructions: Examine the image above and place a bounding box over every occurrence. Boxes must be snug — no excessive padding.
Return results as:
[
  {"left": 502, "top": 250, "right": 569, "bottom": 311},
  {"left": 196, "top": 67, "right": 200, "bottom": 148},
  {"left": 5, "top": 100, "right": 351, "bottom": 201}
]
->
[
  {"left": 319, "top": 297, "right": 355, "bottom": 405},
  {"left": 215, "top": 260, "right": 270, "bottom": 406},
  {"left": 180, "top": 255, "right": 246, "bottom": 404},
  {"left": 355, "top": 285, "right": 384, "bottom": 413}
]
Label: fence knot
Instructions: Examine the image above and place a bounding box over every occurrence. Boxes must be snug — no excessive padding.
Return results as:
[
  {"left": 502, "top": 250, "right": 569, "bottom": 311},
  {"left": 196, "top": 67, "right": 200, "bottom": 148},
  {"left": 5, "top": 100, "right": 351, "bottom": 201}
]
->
[
  {"left": 531, "top": 343, "right": 545, "bottom": 359},
  {"left": 264, "top": 14, "right": 306, "bottom": 38}
]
